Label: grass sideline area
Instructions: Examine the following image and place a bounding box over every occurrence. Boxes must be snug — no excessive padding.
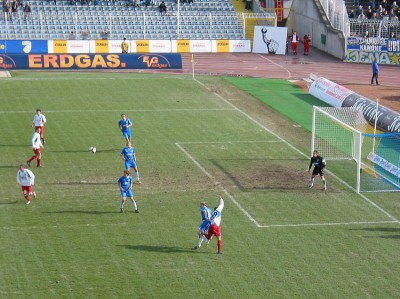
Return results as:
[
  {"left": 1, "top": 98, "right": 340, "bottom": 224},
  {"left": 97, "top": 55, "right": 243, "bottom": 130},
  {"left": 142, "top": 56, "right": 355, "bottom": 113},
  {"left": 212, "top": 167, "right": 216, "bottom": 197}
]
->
[
  {"left": 0, "top": 72, "right": 399, "bottom": 298},
  {"left": 224, "top": 77, "right": 330, "bottom": 131}
]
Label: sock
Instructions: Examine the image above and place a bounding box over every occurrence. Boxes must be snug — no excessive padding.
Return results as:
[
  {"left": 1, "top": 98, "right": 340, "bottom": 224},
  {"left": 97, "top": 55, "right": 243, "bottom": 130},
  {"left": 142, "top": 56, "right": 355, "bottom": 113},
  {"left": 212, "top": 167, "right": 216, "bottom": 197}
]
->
[
  {"left": 121, "top": 201, "right": 125, "bottom": 209},
  {"left": 217, "top": 239, "right": 222, "bottom": 252},
  {"left": 24, "top": 195, "right": 30, "bottom": 202},
  {"left": 131, "top": 200, "right": 137, "bottom": 210},
  {"left": 136, "top": 171, "right": 140, "bottom": 181},
  {"left": 37, "top": 158, "right": 41, "bottom": 167},
  {"left": 323, "top": 179, "right": 326, "bottom": 187},
  {"left": 310, "top": 178, "right": 314, "bottom": 185},
  {"left": 197, "top": 235, "right": 208, "bottom": 248},
  {"left": 28, "top": 156, "right": 36, "bottom": 162}
]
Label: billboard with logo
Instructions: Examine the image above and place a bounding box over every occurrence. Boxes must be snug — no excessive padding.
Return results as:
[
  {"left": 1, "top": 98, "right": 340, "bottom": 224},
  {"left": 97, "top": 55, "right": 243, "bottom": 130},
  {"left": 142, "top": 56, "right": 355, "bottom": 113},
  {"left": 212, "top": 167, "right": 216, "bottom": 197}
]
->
[
  {"left": 252, "top": 26, "right": 288, "bottom": 55},
  {"left": 0, "top": 53, "right": 182, "bottom": 70},
  {"left": 0, "top": 40, "right": 48, "bottom": 54}
]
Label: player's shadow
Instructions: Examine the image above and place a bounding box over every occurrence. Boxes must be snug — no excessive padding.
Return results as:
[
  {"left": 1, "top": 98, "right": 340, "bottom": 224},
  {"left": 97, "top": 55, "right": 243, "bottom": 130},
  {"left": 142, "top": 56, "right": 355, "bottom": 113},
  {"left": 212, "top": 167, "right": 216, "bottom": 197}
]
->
[
  {"left": 116, "top": 244, "right": 205, "bottom": 254},
  {"left": 0, "top": 165, "right": 21, "bottom": 168},
  {"left": 50, "top": 149, "right": 119, "bottom": 153},
  {"left": 54, "top": 182, "right": 115, "bottom": 185},
  {"left": 0, "top": 200, "right": 18, "bottom": 205},
  {"left": 350, "top": 227, "right": 400, "bottom": 239},
  {"left": 0, "top": 144, "right": 30, "bottom": 147},
  {"left": 42, "top": 210, "right": 117, "bottom": 215}
]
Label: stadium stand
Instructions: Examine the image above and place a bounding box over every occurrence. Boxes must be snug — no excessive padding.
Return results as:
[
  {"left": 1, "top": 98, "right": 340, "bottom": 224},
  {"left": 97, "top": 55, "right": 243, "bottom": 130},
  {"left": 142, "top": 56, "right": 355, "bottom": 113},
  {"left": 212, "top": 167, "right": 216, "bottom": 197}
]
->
[
  {"left": 0, "top": 0, "right": 247, "bottom": 40},
  {"left": 344, "top": 0, "right": 400, "bottom": 38}
]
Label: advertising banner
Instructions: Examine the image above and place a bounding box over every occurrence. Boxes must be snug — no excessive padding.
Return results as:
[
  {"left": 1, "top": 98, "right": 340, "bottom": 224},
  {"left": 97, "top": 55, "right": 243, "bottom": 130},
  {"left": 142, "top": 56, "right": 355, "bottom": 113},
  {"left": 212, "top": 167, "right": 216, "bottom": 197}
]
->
[
  {"left": 0, "top": 40, "right": 48, "bottom": 54},
  {"left": 190, "top": 40, "right": 212, "bottom": 52},
  {"left": 252, "top": 26, "right": 287, "bottom": 55},
  {"left": 229, "top": 40, "right": 251, "bottom": 53},
  {"left": 309, "top": 77, "right": 400, "bottom": 133},
  {"left": 175, "top": 40, "right": 190, "bottom": 53},
  {"left": 0, "top": 53, "right": 182, "bottom": 70},
  {"left": 345, "top": 36, "right": 400, "bottom": 64}
]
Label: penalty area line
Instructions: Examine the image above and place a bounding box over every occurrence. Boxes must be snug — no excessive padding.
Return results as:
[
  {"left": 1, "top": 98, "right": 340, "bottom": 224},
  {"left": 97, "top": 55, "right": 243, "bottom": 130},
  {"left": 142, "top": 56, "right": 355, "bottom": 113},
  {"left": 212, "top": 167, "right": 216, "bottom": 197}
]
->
[
  {"left": 259, "top": 220, "right": 399, "bottom": 228},
  {"left": 175, "top": 142, "right": 262, "bottom": 227}
]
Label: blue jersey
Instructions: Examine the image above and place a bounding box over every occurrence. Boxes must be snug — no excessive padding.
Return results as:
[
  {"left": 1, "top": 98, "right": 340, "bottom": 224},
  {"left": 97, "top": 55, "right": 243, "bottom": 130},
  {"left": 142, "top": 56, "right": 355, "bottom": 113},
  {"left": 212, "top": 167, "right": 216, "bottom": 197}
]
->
[
  {"left": 118, "top": 175, "right": 133, "bottom": 191},
  {"left": 200, "top": 206, "right": 212, "bottom": 221},
  {"left": 121, "top": 146, "right": 135, "bottom": 161},
  {"left": 119, "top": 118, "right": 132, "bottom": 132}
]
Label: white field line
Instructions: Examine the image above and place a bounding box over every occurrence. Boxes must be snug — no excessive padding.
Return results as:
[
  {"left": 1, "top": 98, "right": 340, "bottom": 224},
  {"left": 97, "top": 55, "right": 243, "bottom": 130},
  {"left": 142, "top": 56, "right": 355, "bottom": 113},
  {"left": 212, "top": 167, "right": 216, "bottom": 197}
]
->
[
  {"left": 175, "top": 142, "right": 262, "bottom": 227},
  {"left": 0, "top": 108, "right": 235, "bottom": 114},
  {"left": 260, "top": 220, "right": 399, "bottom": 228},
  {"left": 257, "top": 54, "right": 292, "bottom": 79},
  {"left": 193, "top": 78, "right": 400, "bottom": 226}
]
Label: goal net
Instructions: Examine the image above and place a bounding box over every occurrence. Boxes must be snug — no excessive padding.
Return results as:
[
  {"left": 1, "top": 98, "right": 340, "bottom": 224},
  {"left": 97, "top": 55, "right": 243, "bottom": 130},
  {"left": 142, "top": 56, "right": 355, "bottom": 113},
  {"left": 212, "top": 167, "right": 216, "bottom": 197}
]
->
[{"left": 312, "top": 106, "right": 400, "bottom": 193}]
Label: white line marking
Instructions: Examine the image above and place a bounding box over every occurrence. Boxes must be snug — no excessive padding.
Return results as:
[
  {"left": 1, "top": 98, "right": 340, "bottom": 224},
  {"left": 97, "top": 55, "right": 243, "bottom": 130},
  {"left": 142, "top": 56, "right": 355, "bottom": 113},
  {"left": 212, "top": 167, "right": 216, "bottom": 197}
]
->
[
  {"left": 175, "top": 143, "right": 262, "bottom": 227},
  {"left": 177, "top": 140, "right": 283, "bottom": 144},
  {"left": 260, "top": 220, "right": 399, "bottom": 228},
  {"left": 0, "top": 108, "right": 235, "bottom": 114},
  {"left": 192, "top": 78, "right": 400, "bottom": 226},
  {"left": 257, "top": 54, "right": 292, "bottom": 79}
]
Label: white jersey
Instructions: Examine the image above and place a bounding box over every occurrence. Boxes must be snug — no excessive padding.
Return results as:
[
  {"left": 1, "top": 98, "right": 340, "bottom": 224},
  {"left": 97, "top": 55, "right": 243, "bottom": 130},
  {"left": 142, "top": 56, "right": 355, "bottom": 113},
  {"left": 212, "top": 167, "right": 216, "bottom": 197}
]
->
[
  {"left": 32, "top": 132, "right": 43, "bottom": 149},
  {"left": 17, "top": 169, "right": 35, "bottom": 186},
  {"left": 210, "top": 198, "right": 224, "bottom": 227},
  {"left": 33, "top": 114, "right": 46, "bottom": 127}
]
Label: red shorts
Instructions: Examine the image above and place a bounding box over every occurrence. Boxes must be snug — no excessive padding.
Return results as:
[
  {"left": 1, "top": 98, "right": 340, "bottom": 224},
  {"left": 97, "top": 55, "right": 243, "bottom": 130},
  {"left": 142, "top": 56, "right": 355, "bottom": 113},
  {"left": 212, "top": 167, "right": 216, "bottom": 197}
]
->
[
  {"left": 33, "top": 148, "right": 41, "bottom": 155},
  {"left": 207, "top": 224, "right": 221, "bottom": 238},
  {"left": 35, "top": 126, "right": 44, "bottom": 135},
  {"left": 22, "top": 185, "right": 32, "bottom": 193}
]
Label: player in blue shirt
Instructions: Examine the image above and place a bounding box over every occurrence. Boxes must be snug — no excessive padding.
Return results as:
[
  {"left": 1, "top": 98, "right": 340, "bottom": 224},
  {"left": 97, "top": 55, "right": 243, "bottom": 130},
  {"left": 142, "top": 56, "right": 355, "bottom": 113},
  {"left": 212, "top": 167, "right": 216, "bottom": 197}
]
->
[
  {"left": 117, "top": 170, "right": 139, "bottom": 213},
  {"left": 120, "top": 141, "right": 141, "bottom": 184},
  {"left": 118, "top": 114, "right": 132, "bottom": 144},
  {"left": 198, "top": 201, "right": 212, "bottom": 237}
]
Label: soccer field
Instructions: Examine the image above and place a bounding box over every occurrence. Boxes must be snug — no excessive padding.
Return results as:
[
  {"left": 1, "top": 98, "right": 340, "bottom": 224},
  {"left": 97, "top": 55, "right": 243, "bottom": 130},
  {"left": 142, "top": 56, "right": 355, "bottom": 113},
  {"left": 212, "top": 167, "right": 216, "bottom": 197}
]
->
[{"left": 0, "top": 71, "right": 399, "bottom": 298}]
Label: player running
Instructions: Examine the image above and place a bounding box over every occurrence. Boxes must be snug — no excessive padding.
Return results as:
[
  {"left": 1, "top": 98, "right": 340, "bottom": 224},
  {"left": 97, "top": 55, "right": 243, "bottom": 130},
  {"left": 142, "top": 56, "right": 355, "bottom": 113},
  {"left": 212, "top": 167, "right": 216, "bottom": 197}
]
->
[
  {"left": 120, "top": 141, "right": 141, "bottom": 184},
  {"left": 16, "top": 164, "right": 36, "bottom": 205},
  {"left": 32, "top": 109, "right": 47, "bottom": 144},
  {"left": 27, "top": 127, "right": 44, "bottom": 168},
  {"left": 118, "top": 114, "right": 132, "bottom": 145},
  {"left": 117, "top": 170, "right": 139, "bottom": 213},
  {"left": 194, "top": 197, "right": 224, "bottom": 254},
  {"left": 308, "top": 150, "right": 327, "bottom": 190}
]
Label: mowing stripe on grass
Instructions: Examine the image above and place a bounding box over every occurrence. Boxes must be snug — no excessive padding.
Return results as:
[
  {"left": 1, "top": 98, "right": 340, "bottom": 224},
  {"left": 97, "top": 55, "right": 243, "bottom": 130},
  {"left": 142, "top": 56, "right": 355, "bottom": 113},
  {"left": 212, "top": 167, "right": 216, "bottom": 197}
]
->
[
  {"left": 194, "top": 78, "right": 400, "bottom": 225},
  {"left": 175, "top": 142, "right": 262, "bottom": 227},
  {"left": 0, "top": 108, "right": 235, "bottom": 114}
]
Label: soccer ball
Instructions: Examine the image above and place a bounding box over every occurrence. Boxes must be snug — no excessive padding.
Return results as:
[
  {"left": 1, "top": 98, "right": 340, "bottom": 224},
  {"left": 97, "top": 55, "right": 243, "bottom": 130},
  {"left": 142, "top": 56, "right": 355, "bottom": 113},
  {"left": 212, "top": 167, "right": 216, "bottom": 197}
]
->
[{"left": 90, "top": 146, "right": 97, "bottom": 153}]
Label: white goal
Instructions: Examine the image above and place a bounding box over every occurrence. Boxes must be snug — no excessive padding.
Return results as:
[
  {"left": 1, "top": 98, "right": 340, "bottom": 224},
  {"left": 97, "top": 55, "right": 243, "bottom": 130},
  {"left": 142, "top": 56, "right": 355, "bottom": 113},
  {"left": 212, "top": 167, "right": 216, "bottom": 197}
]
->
[{"left": 312, "top": 106, "right": 400, "bottom": 193}]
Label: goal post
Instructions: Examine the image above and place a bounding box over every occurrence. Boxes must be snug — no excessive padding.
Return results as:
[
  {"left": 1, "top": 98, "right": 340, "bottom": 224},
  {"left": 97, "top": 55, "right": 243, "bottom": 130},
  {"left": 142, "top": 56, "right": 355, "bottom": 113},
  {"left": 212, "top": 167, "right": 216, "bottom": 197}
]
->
[{"left": 312, "top": 106, "right": 400, "bottom": 193}]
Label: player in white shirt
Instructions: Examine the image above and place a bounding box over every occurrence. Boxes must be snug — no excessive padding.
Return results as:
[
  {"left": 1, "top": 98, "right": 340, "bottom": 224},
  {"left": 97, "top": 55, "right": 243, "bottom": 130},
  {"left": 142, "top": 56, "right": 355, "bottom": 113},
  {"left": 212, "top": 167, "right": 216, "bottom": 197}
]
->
[
  {"left": 27, "top": 128, "right": 44, "bottom": 168},
  {"left": 32, "top": 109, "right": 47, "bottom": 144},
  {"left": 16, "top": 164, "right": 36, "bottom": 204},
  {"left": 194, "top": 197, "right": 224, "bottom": 254}
]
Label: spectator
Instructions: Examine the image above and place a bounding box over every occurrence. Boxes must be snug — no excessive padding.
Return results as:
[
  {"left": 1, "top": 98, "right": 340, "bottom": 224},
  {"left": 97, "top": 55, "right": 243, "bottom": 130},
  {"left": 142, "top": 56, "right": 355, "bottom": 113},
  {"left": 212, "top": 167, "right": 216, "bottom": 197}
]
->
[
  {"left": 100, "top": 28, "right": 109, "bottom": 39},
  {"left": 81, "top": 29, "right": 89, "bottom": 40},
  {"left": 121, "top": 37, "right": 129, "bottom": 53},
  {"left": 290, "top": 31, "right": 300, "bottom": 55},
  {"left": 11, "top": 0, "right": 18, "bottom": 20},
  {"left": 245, "top": 0, "right": 252, "bottom": 10},
  {"left": 158, "top": 0, "right": 166, "bottom": 14},
  {"left": 371, "top": 59, "right": 379, "bottom": 85},
  {"left": 69, "top": 31, "right": 75, "bottom": 39},
  {"left": 23, "top": 0, "right": 31, "bottom": 20},
  {"left": 348, "top": 9, "right": 355, "bottom": 18},
  {"left": 355, "top": 4, "right": 363, "bottom": 17}
]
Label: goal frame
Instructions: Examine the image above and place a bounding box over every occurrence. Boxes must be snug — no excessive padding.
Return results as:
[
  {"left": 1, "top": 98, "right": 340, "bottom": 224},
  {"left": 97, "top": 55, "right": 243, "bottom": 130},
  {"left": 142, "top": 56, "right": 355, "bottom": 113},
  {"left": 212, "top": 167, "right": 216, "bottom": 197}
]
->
[{"left": 312, "top": 106, "right": 363, "bottom": 193}]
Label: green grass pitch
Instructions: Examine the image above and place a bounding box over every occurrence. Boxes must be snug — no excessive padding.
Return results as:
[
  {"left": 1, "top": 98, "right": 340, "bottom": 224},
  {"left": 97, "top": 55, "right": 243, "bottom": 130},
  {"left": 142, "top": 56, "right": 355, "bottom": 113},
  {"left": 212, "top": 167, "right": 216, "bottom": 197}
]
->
[{"left": 0, "top": 71, "right": 399, "bottom": 298}]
